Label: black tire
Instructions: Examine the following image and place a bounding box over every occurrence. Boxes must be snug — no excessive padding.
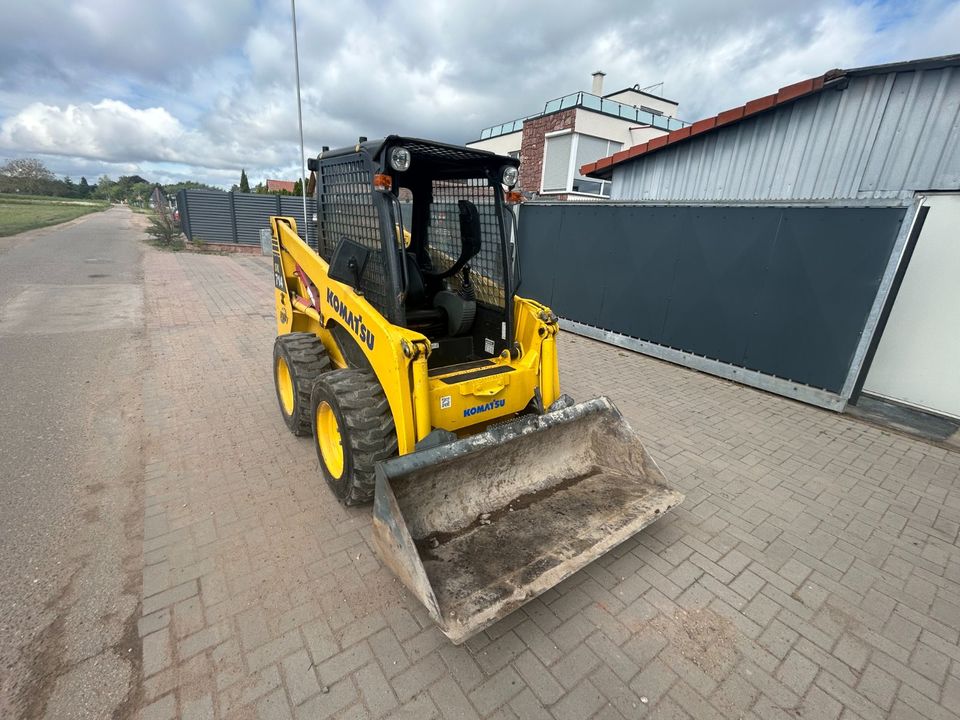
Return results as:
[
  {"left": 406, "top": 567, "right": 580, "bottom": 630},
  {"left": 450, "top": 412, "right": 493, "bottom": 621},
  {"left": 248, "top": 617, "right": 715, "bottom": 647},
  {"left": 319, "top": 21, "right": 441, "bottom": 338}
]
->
[
  {"left": 273, "top": 333, "right": 331, "bottom": 436},
  {"left": 311, "top": 369, "right": 398, "bottom": 505}
]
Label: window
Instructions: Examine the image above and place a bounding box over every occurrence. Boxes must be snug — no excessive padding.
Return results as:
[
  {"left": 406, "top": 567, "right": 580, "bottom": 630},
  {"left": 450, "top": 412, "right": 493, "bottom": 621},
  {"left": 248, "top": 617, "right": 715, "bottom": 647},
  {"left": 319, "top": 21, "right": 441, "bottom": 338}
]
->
[
  {"left": 541, "top": 132, "right": 620, "bottom": 196},
  {"left": 541, "top": 133, "right": 573, "bottom": 192},
  {"left": 573, "top": 135, "right": 620, "bottom": 196}
]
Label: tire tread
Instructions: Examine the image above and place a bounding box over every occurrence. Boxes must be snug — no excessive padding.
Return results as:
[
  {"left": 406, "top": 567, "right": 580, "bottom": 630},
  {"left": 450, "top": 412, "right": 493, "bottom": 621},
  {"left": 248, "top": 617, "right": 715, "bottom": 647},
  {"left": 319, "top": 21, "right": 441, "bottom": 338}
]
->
[
  {"left": 275, "top": 333, "right": 331, "bottom": 436},
  {"left": 313, "top": 369, "right": 397, "bottom": 505}
]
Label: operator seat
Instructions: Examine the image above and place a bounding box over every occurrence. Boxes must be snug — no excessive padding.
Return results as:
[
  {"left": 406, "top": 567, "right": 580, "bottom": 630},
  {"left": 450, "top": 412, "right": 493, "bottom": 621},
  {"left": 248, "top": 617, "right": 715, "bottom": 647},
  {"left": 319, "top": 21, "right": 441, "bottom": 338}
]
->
[
  {"left": 403, "top": 253, "right": 447, "bottom": 336},
  {"left": 402, "top": 199, "right": 482, "bottom": 339}
]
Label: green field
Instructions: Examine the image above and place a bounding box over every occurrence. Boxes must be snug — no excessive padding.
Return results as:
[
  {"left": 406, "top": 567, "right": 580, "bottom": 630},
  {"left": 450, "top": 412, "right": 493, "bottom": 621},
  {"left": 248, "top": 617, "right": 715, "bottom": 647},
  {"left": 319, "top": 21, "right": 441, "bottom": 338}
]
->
[{"left": 0, "top": 194, "right": 109, "bottom": 237}]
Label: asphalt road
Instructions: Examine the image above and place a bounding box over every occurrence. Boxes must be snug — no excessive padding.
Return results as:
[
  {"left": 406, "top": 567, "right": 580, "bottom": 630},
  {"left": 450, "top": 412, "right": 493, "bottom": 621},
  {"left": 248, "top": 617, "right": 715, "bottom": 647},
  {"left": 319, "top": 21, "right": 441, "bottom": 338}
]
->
[{"left": 0, "top": 207, "right": 145, "bottom": 719}]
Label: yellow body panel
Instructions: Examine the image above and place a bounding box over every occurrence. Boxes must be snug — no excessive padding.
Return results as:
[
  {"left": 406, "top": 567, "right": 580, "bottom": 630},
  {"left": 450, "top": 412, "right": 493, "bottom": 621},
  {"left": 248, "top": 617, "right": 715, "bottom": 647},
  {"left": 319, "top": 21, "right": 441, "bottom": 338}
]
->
[{"left": 270, "top": 216, "right": 560, "bottom": 456}]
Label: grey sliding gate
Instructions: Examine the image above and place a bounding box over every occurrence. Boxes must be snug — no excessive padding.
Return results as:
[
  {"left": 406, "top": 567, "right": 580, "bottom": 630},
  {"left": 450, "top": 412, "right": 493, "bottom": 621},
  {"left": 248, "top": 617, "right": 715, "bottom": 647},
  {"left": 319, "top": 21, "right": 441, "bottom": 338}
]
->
[{"left": 517, "top": 202, "right": 911, "bottom": 410}]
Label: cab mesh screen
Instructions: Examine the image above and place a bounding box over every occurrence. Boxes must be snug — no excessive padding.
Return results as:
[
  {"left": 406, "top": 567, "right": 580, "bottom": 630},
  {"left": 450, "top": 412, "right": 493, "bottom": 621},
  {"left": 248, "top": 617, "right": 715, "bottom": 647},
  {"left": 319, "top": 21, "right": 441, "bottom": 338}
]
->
[
  {"left": 427, "top": 179, "right": 505, "bottom": 308},
  {"left": 317, "top": 155, "right": 393, "bottom": 321}
]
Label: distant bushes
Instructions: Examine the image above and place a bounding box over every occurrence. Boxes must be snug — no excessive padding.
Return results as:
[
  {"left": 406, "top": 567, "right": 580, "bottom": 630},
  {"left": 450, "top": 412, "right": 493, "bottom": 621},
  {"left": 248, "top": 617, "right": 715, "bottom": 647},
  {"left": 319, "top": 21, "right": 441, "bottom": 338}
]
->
[{"left": 144, "top": 211, "right": 184, "bottom": 250}]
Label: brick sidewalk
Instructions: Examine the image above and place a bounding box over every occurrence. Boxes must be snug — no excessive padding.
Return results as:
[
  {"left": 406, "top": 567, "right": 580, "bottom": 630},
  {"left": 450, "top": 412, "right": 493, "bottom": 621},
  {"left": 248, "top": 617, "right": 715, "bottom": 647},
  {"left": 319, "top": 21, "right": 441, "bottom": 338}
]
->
[{"left": 136, "top": 249, "right": 960, "bottom": 720}]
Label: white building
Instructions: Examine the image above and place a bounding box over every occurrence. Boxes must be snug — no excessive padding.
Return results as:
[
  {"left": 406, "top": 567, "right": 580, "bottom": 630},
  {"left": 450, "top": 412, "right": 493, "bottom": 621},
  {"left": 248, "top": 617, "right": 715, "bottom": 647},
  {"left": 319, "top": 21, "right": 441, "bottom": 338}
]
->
[{"left": 467, "top": 73, "right": 688, "bottom": 199}]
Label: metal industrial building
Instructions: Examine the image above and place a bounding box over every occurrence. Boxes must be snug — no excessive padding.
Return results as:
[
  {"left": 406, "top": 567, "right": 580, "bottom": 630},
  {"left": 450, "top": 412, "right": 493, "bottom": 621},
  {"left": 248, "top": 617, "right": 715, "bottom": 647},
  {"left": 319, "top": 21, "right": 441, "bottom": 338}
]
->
[
  {"left": 516, "top": 54, "right": 960, "bottom": 420},
  {"left": 581, "top": 55, "right": 959, "bottom": 203}
]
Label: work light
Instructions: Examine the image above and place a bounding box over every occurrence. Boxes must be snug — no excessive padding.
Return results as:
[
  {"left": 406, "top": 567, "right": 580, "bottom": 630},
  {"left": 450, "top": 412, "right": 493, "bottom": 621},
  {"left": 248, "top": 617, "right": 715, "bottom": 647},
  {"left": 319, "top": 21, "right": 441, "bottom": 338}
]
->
[
  {"left": 501, "top": 165, "right": 519, "bottom": 188},
  {"left": 389, "top": 146, "right": 411, "bottom": 172}
]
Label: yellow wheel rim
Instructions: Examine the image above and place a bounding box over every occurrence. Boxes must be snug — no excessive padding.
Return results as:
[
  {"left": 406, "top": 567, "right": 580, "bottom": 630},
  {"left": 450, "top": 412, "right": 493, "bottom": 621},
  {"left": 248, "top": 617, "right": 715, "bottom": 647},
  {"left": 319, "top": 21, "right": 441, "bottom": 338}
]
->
[
  {"left": 276, "top": 357, "right": 295, "bottom": 415},
  {"left": 316, "top": 401, "right": 344, "bottom": 479}
]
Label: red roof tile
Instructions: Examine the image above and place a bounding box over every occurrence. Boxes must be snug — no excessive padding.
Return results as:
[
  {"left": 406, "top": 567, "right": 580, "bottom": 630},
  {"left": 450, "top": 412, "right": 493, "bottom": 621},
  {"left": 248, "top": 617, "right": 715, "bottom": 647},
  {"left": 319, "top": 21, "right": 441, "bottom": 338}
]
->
[
  {"left": 744, "top": 93, "right": 776, "bottom": 116},
  {"left": 266, "top": 179, "right": 296, "bottom": 193},
  {"left": 647, "top": 135, "right": 669, "bottom": 151},
  {"left": 689, "top": 117, "right": 717, "bottom": 136},
  {"left": 715, "top": 106, "right": 745, "bottom": 127},
  {"left": 776, "top": 77, "right": 820, "bottom": 102}
]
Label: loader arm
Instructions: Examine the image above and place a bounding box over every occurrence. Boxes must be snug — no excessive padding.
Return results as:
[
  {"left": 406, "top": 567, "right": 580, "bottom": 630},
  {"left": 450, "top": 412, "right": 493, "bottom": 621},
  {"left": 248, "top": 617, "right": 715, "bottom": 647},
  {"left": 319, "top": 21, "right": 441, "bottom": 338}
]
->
[{"left": 271, "top": 217, "right": 431, "bottom": 454}]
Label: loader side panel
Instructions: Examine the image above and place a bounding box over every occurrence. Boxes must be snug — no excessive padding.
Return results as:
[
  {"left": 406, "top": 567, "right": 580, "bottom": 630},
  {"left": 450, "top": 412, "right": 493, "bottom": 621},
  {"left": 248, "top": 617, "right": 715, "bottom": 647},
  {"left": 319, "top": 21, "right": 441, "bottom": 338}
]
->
[{"left": 271, "top": 217, "right": 426, "bottom": 454}]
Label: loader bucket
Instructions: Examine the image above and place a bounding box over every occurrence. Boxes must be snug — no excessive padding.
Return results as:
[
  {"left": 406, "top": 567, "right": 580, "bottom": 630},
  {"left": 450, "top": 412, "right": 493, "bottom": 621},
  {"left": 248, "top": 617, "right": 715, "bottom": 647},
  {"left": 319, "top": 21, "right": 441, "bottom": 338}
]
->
[{"left": 371, "top": 396, "right": 683, "bottom": 644}]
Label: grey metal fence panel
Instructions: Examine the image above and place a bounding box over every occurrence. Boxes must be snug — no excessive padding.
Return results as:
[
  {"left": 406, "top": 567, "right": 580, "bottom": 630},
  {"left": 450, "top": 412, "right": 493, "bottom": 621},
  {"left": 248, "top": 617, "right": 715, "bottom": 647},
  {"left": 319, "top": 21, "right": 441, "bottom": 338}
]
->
[
  {"left": 176, "top": 189, "right": 191, "bottom": 238},
  {"left": 177, "top": 190, "right": 317, "bottom": 249},
  {"left": 518, "top": 203, "right": 906, "bottom": 395},
  {"left": 233, "top": 194, "right": 280, "bottom": 245},
  {"left": 177, "top": 190, "right": 234, "bottom": 243}
]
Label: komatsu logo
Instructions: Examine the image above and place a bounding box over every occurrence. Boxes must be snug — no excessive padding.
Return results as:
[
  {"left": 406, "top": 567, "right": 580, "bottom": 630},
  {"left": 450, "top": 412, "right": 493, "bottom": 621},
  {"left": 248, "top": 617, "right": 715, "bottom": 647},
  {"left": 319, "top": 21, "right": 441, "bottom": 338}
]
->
[
  {"left": 326, "top": 289, "right": 375, "bottom": 351},
  {"left": 463, "top": 399, "right": 506, "bottom": 417}
]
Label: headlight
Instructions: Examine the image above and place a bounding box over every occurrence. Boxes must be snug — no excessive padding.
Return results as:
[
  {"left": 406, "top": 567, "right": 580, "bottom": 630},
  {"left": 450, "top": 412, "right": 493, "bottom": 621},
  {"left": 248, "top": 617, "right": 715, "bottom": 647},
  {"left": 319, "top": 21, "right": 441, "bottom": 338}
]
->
[
  {"left": 389, "top": 146, "right": 411, "bottom": 172},
  {"left": 501, "top": 165, "right": 519, "bottom": 188}
]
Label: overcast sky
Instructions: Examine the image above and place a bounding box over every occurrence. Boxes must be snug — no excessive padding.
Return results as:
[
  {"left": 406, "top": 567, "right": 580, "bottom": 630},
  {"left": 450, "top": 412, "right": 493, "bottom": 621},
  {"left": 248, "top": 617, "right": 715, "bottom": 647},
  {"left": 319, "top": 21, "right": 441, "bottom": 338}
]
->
[{"left": 0, "top": 0, "right": 957, "bottom": 188}]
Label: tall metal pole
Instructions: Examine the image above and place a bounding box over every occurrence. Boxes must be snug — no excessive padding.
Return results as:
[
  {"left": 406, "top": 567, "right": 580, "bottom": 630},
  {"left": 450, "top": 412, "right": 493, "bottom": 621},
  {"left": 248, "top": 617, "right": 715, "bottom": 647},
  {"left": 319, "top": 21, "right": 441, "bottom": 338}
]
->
[{"left": 291, "top": 0, "right": 308, "bottom": 239}]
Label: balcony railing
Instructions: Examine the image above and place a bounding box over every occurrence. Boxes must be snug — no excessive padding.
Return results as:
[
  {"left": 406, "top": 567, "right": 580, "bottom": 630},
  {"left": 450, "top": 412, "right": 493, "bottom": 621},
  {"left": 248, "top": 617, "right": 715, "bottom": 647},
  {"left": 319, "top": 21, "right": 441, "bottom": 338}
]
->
[{"left": 479, "top": 91, "right": 690, "bottom": 140}]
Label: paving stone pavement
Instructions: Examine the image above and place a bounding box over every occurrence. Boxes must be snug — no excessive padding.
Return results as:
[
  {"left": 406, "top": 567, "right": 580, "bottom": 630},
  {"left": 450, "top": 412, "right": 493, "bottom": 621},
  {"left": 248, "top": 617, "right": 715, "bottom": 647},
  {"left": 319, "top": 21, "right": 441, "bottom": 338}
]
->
[{"left": 135, "top": 247, "right": 960, "bottom": 720}]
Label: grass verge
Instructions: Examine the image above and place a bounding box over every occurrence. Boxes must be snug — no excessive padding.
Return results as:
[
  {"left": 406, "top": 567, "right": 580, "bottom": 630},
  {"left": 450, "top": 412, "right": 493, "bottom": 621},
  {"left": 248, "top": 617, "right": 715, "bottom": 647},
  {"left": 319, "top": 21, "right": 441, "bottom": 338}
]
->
[{"left": 0, "top": 194, "right": 109, "bottom": 236}]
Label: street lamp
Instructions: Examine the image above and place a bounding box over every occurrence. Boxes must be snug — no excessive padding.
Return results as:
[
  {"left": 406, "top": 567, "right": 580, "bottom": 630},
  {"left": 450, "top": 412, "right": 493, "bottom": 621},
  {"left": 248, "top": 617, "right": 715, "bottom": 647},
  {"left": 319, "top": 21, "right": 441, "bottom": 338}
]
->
[{"left": 291, "top": 0, "right": 308, "bottom": 240}]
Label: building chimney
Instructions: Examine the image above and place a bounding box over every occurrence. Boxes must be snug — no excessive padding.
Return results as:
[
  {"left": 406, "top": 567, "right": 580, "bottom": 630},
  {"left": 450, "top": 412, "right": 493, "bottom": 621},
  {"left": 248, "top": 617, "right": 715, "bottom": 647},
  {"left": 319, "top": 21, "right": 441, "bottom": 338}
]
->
[{"left": 591, "top": 71, "right": 606, "bottom": 96}]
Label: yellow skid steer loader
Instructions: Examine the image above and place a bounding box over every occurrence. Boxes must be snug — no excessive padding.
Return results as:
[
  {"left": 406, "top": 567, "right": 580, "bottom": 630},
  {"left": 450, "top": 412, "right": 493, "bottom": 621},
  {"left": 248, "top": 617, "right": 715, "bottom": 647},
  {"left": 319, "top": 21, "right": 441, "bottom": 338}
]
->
[{"left": 270, "top": 137, "right": 682, "bottom": 643}]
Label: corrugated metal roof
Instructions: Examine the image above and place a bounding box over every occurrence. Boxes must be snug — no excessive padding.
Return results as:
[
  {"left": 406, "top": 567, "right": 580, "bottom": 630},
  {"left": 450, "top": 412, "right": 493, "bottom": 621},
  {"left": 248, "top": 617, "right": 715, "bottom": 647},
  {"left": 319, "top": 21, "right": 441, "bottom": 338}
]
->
[
  {"left": 583, "top": 53, "right": 960, "bottom": 180},
  {"left": 605, "top": 65, "right": 960, "bottom": 203}
]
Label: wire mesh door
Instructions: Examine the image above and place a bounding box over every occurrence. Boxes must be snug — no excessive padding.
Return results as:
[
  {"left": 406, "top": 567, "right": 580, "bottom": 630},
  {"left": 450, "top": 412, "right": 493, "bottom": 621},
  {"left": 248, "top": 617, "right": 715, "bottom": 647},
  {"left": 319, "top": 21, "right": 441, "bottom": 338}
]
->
[
  {"left": 426, "top": 179, "right": 506, "bottom": 309},
  {"left": 317, "top": 155, "right": 394, "bottom": 321}
]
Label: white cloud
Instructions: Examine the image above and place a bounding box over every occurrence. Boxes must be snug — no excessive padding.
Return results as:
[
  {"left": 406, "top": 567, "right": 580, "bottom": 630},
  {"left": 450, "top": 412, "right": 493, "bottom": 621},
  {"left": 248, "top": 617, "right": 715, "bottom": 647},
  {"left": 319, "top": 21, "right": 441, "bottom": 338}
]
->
[
  {"left": 3, "top": 101, "right": 201, "bottom": 164},
  {"left": 0, "top": 0, "right": 957, "bottom": 187}
]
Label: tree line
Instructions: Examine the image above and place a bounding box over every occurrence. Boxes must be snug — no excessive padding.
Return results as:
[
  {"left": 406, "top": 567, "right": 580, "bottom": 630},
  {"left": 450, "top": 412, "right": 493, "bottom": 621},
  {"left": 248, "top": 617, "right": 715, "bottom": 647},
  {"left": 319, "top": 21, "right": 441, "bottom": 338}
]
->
[
  {"left": 232, "top": 168, "right": 304, "bottom": 196},
  {"left": 1, "top": 159, "right": 305, "bottom": 202},
  {"left": 0, "top": 157, "right": 222, "bottom": 204}
]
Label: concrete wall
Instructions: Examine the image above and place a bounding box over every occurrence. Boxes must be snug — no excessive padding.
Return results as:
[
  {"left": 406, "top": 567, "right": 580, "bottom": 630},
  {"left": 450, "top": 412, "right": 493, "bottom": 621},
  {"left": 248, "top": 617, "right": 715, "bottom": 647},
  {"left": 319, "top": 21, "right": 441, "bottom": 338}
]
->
[
  {"left": 862, "top": 193, "right": 960, "bottom": 418},
  {"left": 604, "top": 89, "right": 678, "bottom": 117},
  {"left": 574, "top": 109, "right": 666, "bottom": 147},
  {"left": 465, "top": 130, "right": 522, "bottom": 156}
]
